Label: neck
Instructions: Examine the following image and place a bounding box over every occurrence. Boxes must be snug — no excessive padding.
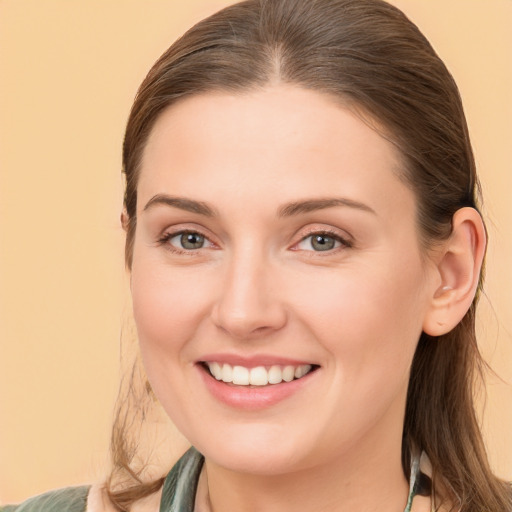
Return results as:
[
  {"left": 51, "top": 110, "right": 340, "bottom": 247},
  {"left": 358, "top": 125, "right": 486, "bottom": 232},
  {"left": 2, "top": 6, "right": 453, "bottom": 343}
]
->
[{"left": 201, "top": 435, "right": 410, "bottom": 512}]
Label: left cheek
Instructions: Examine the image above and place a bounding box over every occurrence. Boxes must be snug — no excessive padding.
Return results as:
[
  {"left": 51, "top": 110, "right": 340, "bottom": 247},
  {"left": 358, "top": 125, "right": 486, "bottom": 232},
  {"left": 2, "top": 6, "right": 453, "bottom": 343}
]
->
[{"left": 295, "top": 262, "right": 424, "bottom": 366}]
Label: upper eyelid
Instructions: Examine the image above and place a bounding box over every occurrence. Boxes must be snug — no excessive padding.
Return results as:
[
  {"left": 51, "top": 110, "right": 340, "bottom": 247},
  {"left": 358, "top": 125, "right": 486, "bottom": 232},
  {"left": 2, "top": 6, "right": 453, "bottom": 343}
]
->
[
  {"left": 294, "top": 225, "right": 353, "bottom": 242},
  {"left": 293, "top": 232, "right": 350, "bottom": 251},
  {"left": 300, "top": 232, "right": 345, "bottom": 242},
  {"left": 159, "top": 224, "right": 215, "bottom": 240},
  {"left": 161, "top": 229, "right": 213, "bottom": 242}
]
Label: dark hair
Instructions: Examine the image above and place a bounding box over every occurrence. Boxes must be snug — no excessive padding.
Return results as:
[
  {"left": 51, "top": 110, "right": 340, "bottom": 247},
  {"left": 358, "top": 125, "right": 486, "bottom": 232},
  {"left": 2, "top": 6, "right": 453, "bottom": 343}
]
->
[{"left": 108, "top": 0, "right": 511, "bottom": 510}]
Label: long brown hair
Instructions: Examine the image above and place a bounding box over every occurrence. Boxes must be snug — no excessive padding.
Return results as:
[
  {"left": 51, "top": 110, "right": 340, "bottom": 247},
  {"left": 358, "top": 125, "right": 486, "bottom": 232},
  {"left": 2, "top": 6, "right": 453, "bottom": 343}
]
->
[{"left": 108, "top": 0, "right": 511, "bottom": 510}]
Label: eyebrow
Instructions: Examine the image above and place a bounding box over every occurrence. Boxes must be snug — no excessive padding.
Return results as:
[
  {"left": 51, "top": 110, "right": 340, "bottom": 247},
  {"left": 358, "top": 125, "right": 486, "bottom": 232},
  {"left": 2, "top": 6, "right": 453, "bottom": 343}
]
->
[
  {"left": 142, "top": 194, "right": 375, "bottom": 218},
  {"left": 143, "top": 194, "right": 216, "bottom": 217},
  {"left": 278, "top": 197, "right": 376, "bottom": 217}
]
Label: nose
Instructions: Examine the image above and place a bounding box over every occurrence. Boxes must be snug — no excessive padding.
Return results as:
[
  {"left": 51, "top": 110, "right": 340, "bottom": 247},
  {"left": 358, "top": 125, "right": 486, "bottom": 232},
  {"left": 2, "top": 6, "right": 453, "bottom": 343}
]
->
[{"left": 211, "top": 249, "right": 287, "bottom": 340}]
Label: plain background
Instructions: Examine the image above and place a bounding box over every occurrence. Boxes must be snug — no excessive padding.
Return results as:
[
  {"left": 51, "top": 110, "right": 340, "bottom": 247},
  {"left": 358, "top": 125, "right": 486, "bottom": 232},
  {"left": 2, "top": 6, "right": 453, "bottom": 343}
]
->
[{"left": 0, "top": 0, "right": 511, "bottom": 503}]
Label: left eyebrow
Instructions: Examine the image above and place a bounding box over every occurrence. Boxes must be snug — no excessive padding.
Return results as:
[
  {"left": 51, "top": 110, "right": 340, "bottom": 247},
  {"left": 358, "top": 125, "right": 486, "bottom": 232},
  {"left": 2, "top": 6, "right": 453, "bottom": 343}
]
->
[{"left": 278, "top": 197, "right": 376, "bottom": 217}]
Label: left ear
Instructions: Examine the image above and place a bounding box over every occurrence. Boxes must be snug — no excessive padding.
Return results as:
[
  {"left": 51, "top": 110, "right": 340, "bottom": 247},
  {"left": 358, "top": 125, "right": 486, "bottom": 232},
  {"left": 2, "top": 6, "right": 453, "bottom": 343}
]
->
[{"left": 422, "top": 207, "right": 486, "bottom": 336}]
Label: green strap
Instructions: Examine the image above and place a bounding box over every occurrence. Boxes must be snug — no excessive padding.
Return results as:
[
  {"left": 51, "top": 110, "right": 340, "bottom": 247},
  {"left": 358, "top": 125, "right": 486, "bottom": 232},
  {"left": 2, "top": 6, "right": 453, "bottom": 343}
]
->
[{"left": 160, "top": 447, "right": 204, "bottom": 512}]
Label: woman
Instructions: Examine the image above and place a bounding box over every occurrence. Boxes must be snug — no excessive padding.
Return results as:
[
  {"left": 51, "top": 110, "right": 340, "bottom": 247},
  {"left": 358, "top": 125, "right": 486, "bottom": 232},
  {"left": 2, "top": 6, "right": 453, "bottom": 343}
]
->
[{"left": 2, "top": 0, "right": 510, "bottom": 511}]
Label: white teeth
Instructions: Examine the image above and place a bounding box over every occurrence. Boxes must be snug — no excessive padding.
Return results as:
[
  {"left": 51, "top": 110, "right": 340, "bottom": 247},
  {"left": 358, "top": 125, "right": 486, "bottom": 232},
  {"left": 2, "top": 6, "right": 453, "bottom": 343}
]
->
[
  {"left": 210, "top": 362, "right": 222, "bottom": 380},
  {"left": 282, "top": 365, "right": 295, "bottom": 382},
  {"left": 232, "top": 365, "right": 250, "bottom": 385},
  {"left": 268, "top": 365, "right": 282, "bottom": 384},
  {"left": 295, "top": 364, "right": 311, "bottom": 379},
  {"left": 249, "top": 366, "right": 269, "bottom": 386},
  {"left": 206, "top": 362, "right": 313, "bottom": 386},
  {"left": 221, "top": 363, "right": 233, "bottom": 383}
]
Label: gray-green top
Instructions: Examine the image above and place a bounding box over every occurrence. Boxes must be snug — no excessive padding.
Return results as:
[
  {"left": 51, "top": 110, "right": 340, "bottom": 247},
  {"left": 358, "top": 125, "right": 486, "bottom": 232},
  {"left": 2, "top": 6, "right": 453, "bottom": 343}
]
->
[{"left": 0, "top": 485, "right": 89, "bottom": 512}]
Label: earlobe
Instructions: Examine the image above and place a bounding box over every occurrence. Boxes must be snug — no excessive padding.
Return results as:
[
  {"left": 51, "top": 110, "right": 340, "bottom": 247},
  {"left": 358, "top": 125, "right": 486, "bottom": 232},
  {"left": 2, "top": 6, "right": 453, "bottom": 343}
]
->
[
  {"left": 120, "top": 209, "right": 133, "bottom": 286},
  {"left": 121, "top": 209, "right": 129, "bottom": 232},
  {"left": 423, "top": 207, "right": 486, "bottom": 336}
]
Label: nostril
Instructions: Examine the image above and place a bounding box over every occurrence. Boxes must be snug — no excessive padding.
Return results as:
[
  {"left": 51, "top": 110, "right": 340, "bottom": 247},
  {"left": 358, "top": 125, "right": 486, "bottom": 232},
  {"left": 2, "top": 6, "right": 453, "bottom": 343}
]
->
[{"left": 211, "top": 305, "right": 288, "bottom": 340}]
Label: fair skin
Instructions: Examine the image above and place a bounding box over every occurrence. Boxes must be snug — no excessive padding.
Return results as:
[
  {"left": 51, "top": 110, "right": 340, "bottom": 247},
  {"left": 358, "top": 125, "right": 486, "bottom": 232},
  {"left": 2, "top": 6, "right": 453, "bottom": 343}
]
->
[{"left": 107, "top": 85, "right": 485, "bottom": 512}]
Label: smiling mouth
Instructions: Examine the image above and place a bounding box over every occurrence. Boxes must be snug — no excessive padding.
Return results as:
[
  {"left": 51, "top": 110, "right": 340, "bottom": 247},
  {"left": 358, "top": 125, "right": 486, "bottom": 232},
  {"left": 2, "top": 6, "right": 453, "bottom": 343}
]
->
[{"left": 202, "top": 362, "right": 318, "bottom": 387}]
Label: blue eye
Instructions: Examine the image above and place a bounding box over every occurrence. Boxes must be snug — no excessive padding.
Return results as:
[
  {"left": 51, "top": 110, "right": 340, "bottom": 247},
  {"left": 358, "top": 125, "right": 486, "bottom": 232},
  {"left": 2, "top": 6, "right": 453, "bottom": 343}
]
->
[{"left": 297, "top": 233, "right": 344, "bottom": 252}]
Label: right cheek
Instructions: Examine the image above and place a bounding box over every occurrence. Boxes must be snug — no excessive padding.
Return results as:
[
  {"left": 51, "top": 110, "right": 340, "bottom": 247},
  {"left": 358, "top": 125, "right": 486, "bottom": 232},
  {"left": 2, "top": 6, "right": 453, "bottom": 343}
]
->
[
  {"left": 132, "top": 280, "right": 184, "bottom": 348},
  {"left": 131, "top": 265, "right": 219, "bottom": 350},
  {"left": 133, "top": 285, "right": 189, "bottom": 398}
]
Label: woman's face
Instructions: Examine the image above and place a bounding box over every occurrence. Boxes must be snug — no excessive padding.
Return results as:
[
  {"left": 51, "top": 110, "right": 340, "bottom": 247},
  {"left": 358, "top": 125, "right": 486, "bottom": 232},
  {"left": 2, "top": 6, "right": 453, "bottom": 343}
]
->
[{"left": 131, "top": 85, "right": 438, "bottom": 474}]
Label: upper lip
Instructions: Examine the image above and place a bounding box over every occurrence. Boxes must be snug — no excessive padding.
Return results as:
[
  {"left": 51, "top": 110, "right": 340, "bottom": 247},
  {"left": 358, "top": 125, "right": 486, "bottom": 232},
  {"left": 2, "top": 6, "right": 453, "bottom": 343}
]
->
[{"left": 197, "top": 353, "right": 318, "bottom": 368}]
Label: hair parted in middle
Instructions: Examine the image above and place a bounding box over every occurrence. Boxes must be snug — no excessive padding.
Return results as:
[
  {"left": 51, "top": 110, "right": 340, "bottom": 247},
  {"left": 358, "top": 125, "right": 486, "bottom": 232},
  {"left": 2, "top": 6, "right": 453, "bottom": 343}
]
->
[{"left": 108, "top": 1, "right": 511, "bottom": 511}]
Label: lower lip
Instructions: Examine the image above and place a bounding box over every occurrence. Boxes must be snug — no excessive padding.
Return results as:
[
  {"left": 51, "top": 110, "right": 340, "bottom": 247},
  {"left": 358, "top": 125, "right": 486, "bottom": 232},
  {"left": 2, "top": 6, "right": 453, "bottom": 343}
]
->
[{"left": 197, "top": 364, "right": 317, "bottom": 410}]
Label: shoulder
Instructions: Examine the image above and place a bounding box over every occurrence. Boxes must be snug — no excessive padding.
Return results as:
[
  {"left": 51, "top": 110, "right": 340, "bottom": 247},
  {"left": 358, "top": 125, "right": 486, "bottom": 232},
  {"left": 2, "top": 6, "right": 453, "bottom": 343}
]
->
[{"left": 1, "top": 486, "right": 90, "bottom": 512}]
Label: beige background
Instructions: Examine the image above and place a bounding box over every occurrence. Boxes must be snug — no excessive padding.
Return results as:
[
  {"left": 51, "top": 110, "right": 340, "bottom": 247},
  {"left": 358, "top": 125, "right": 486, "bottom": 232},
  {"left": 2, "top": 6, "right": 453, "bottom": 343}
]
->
[{"left": 0, "top": 0, "right": 511, "bottom": 504}]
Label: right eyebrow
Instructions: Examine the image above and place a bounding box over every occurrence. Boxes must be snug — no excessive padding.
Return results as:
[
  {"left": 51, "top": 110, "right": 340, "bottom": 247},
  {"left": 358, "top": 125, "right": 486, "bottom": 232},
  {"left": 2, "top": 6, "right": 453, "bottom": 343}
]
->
[{"left": 142, "top": 194, "right": 217, "bottom": 217}]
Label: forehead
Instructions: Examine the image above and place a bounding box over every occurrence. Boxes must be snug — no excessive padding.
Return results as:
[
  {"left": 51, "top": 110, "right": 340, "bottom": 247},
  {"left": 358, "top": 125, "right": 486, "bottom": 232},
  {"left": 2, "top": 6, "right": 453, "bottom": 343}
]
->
[{"left": 138, "top": 85, "right": 413, "bottom": 221}]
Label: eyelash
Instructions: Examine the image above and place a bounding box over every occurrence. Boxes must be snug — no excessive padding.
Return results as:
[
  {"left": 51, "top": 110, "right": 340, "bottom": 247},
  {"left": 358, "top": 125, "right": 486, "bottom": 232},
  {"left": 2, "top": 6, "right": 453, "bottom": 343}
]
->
[
  {"left": 157, "top": 230, "right": 214, "bottom": 255},
  {"left": 294, "top": 229, "right": 352, "bottom": 254},
  {"left": 157, "top": 228, "right": 352, "bottom": 255}
]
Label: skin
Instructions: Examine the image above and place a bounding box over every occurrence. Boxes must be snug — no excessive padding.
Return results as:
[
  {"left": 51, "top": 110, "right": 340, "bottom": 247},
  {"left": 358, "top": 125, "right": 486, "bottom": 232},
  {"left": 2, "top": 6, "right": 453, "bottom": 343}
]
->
[{"left": 127, "top": 85, "right": 484, "bottom": 512}]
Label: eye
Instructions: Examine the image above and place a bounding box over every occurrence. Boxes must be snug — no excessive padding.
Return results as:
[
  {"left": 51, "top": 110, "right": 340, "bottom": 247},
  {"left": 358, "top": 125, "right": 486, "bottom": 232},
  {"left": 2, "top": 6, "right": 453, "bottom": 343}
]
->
[
  {"left": 296, "top": 233, "right": 347, "bottom": 252},
  {"left": 174, "top": 232, "right": 205, "bottom": 250},
  {"left": 160, "top": 230, "right": 214, "bottom": 251}
]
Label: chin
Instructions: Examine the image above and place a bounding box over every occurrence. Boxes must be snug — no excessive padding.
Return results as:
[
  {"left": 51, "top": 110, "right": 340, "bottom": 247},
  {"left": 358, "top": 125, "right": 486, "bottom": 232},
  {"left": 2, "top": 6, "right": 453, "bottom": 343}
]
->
[
  {"left": 190, "top": 424, "right": 316, "bottom": 475},
  {"left": 207, "top": 447, "right": 305, "bottom": 475}
]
